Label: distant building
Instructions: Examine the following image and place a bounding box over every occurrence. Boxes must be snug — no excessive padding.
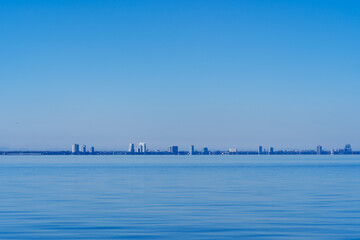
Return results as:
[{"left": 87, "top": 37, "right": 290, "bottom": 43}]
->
[
  {"left": 203, "top": 147, "right": 209, "bottom": 155},
  {"left": 139, "top": 142, "right": 147, "bottom": 153},
  {"left": 169, "top": 146, "right": 179, "bottom": 154},
  {"left": 269, "top": 147, "right": 274, "bottom": 155},
  {"left": 345, "top": 144, "right": 352, "bottom": 154},
  {"left": 72, "top": 144, "right": 79, "bottom": 154},
  {"left": 317, "top": 145, "right": 323, "bottom": 155},
  {"left": 89, "top": 146, "right": 95, "bottom": 154},
  {"left": 80, "top": 145, "right": 86, "bottom": 153},
  {"left": 190, "top": 145, "right": 195, "bottom": 155},
  {"left": 258, "top": 146, "right": 263, "bottom": 155},
  {"left": 331, "top": 148, "right": 335, "bottom": 155},
  {"left": 229, "top": 148, "right": 237, "bottom": 153},
  {"left": 128, "top": 143, "right": 135, "bottom": 153}
]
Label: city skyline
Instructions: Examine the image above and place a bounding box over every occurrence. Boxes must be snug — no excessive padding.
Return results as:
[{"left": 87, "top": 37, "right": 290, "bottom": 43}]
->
[
  {"left": 1, "top": 141, "right": 359, "bottom": 153},
  {"left": 3, "top": 142, "right": 357, "bottom": 155},
  {"left": 76, "top": 143, "right": 355, "bottom": 154},
  {"left": 69, "top": 142, "right": 356, "bottom": 155}
]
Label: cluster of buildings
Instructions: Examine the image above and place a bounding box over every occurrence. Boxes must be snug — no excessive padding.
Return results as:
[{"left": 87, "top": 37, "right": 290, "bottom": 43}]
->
[
  {"left": 71, "top": 144, "right": 95, "bottom": 154},
  {"left": 257, "top": 146, "right": 275, "bottom": 155},
  {"left": 68, "top": 143, "right": 357, "bottom": 155},
  {"left": 317, "top": 144, "right": 353, "bottom": 155},
  {"left": 256, "top": 144, "right": 354, "bottom": 155},
  {"left": 128, "top": 142, "right": 147, "bottom": 153},
  {"left": 127, "top": 143, "right": 208, "bottom": 155},
  {"left": 0, "top": 143, "right": 357, "bottom": 156}
]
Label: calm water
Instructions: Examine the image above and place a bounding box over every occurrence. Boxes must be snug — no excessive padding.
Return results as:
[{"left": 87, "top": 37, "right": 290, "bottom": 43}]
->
[{"left": 0, "top": 155, "right": 359, "bottom": 239}]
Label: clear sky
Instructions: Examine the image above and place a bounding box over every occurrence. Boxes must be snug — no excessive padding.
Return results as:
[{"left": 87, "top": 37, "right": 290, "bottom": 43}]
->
[{"left": 0, "top": 0, "right": 359, "bottom": 151}]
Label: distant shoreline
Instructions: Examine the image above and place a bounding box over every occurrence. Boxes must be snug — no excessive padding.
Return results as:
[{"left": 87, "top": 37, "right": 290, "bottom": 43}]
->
[{"left": 1, "top": 151, "right": 359, "bottom": 156}]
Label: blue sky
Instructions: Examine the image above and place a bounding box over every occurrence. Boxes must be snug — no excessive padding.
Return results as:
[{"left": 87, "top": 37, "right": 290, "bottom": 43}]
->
[{"left": 0, "top": 0, "right": 359, "bottom": 151}]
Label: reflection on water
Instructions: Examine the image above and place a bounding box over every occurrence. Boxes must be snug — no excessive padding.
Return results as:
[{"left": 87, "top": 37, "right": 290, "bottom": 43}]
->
[{"left": 0, "top": 155, "right": 359, "bottom": 239}]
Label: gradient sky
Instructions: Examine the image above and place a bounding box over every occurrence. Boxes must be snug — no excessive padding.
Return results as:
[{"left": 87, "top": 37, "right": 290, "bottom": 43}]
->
[{"left": 1, "top": 0, "right": 359, "bottom": 151}]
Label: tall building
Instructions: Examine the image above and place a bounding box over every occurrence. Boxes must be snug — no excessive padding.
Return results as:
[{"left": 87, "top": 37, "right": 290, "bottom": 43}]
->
[
  {"left": 72, "top": 144, "right": 79, "bottom": 154},
  {"left": 128, "top": 143, "right": 135, "bottom": 153},
  {"left": 258, "top": 146, "right": 263, "bottom": 155},
  {"left": 331, "top": 148, "right": 335, "bottom": 155},
  {"left": 89, "top": 146, "right": 95, "bottom": 154},
  {"left": 269, "top": 147, "right": 274, "bottom": 155},
  {"left": 229, "top": 148, "right": 237, "bottom": 153},
  {"left": 169, "top": 146, "right": 179, "bottom": 154},
  {"left": 139, "top": 142, "right": 147, "bottom": 153},
  {"left": 80, "top": 145, "right": 86, "bottom": 153},
  {"left": 190, "top": 145, "right": 195, "bottom": 155},
  {"left": 345, "top": 144, "right": 352, "bottom": 154},
  {"left": 317, "top": 145, "right": 323, "bottom": 155},
  {"left": 203, "top": 147, "right": 209, "bottom": 155}
]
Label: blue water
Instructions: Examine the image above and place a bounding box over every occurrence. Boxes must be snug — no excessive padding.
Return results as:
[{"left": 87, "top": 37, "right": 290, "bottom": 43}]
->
[{"left": 0, "top": 155, "right": 359, "bottom": 239}]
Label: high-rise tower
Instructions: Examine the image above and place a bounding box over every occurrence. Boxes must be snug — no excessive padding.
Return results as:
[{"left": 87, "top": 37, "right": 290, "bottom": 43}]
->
[
  {"left": 128, "top": 143, "right": 135, "bottom": 153},
  {"left": 269, "top": 147, "right": 274, "bottom": 155},
  {"left": 317, "top": 145, "right": 323, "bottom": 155},
  {"left": 345, "top": 144, "right": 352, "bottom": 154},
  {"left": 190, "top": 145, "right": 195, "bottom": 155},
  {"left": 80, "top": 145, "right": 86, "bottom": 153},
  {"left": 72, "top": 144, "right": 79, "bottom": 154},
  {"left": 169, "top": 146, "right": 179, "bottom": 155},
  {"left": 139, "top": 142, "right": 147, "bottom": 153},
  {"left": 89, "top": 146, "right": 95, "bottom": 154}
]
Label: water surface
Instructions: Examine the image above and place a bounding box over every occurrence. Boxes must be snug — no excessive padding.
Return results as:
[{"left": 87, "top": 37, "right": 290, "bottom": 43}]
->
[{"left": 0, "top": 155, "right": 359, "bottom": 239}]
